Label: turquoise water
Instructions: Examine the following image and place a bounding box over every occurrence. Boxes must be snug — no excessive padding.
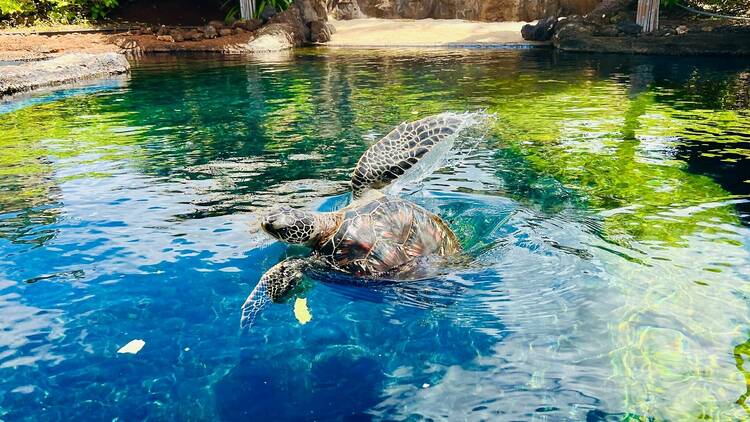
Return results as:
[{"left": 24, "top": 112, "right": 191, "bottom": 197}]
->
[{"left": 1, "top": 49, "right": 750, "bottom": 420}]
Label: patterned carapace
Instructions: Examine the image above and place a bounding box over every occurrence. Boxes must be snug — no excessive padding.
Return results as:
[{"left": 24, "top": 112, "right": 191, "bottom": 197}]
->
[{"left": 316, "top": 195, "right": 461, "bottom": 277}]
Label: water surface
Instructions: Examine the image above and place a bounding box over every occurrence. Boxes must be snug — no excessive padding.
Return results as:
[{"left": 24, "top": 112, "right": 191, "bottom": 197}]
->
[{"left": 1, "top": 49, "right": 750, "bottom": 420}]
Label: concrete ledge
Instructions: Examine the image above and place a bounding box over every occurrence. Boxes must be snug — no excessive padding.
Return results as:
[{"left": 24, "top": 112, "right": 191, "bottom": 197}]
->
[{"left": 0, "top": 52, "right": 130, "bottom": 97}]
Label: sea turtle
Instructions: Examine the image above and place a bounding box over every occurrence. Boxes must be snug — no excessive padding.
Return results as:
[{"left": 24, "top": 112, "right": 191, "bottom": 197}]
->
[{"left": 240, "top": 112, "right": 485, "bottom": 328}]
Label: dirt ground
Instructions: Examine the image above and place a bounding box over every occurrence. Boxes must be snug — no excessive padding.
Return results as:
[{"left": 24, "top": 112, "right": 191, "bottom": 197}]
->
[
  {"left": 110, "top": 32, "right": 256, "bottom": 54},
  {"left": 0, "top": 33, "right": 119, "bottom": 61},
  {"left": 0, "top": 29, "right": 262, "bottom": 61}
]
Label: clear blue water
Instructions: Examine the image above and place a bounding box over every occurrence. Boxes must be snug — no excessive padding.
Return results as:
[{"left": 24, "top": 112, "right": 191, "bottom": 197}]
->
[{"left": 1, "top": 49, "right": 750, "bottom": 420}]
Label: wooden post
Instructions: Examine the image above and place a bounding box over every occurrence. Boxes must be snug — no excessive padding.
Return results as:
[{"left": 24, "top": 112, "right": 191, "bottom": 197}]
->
[{"left": 636, "top": 0, "right": 659, "bottom": 32}]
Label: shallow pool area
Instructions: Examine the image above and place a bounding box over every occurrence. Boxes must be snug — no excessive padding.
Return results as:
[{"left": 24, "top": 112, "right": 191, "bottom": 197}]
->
[{"left": 1, "top": 49, "right": 750, "bottom": 420}]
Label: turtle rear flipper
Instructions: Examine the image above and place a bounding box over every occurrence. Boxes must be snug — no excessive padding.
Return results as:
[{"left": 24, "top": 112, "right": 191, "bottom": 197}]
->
[{"left": 350, "top": 112, "right": 490, "bottom": 198}]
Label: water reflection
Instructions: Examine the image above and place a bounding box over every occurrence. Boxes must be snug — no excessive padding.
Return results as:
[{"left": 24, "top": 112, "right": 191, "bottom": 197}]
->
[{"left": 0, "top": 49, "right": 748, "bottom": 420}]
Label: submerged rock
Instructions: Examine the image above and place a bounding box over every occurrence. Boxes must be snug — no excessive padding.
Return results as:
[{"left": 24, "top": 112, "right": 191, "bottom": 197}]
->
[{"left": 0, "top": 52, "right": 130, "bottom": 97}]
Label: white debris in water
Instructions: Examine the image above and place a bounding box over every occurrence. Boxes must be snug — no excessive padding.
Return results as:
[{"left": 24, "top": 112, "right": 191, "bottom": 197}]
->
[
  {"left": 117, "top": 339, "right": 145, "bottom": 354},
  {"left": 184, "top": 347, "right": 190, "bottom": 352},
  {"left": 422, "top": 383, "right": 430, "bottom": 389},
  {"left": 288, "top": 152, "right": 325, "bottom": 161},
  {"left": 11, "top": 385, "right": 35, "bottom": 394}
]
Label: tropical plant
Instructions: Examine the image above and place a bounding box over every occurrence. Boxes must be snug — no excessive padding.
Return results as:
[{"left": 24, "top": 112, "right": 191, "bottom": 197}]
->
[
  {"left": 255, "top": 0, "right": 292, "bottom": 18},
  {"left": 235, "top": 0, "right": 294, "bottom": 20},
  {"left": 0, "top": 0, "right": 119, "bottom": 23},
  {"left": 220, "top": 0, "right": 239, "bottom": 25},
  {"left": 89, "top": 0, "right": 118, "bottom": 20}
]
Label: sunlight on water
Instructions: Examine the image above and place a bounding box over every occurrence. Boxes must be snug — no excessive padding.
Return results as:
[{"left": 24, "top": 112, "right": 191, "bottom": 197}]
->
[{"left": 0, "top": 49, "right": 749, "bottom": 420}]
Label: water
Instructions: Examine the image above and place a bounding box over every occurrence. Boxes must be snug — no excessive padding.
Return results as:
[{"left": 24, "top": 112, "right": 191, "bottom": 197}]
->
[{"left": 1, "top": 48, "right": 749, "bottom": 421}]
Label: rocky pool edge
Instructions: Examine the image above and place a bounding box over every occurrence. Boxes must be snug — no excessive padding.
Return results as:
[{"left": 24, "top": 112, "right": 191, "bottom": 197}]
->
[{"left": 0, "top": 52, "right": 130, "bottom": 98}]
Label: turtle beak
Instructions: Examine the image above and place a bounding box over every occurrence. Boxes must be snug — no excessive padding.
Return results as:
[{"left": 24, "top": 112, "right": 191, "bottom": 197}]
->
[
  {"left": 260, "top": 207, "right": 290, "bottom": 238},
  {"left": 260, "top": 216, "right": 278, "bottom": 237}
]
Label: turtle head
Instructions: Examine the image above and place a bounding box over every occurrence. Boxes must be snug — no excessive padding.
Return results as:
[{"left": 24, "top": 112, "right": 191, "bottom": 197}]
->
[{"left": 260, "top": 206, "right": 336, "bottom": 246}]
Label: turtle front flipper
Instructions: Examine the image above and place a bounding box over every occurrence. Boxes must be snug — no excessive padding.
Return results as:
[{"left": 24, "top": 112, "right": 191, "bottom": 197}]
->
[
  {"left": 351, "top": 112, "right": 489, "bottom": 198},
  {"left": 240, "top": 257, "right": 314, "bottom": 330}
]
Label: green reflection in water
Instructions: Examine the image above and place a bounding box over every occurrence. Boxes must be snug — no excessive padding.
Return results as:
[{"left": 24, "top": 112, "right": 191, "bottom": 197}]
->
[{"left": 0, "top": 50, "right": 749, "bottom": 419}]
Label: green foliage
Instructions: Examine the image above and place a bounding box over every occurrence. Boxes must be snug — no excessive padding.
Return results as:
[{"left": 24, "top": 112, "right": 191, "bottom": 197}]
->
[
  {"left": 224, "top": 4, "right": 239, "bottom": 24},
  {"left": 89, "top": 0, "right": 118, "bottom": 20},
  {"left": 0, "top": 0, "right": 119, "bottom": 23},
  {"left": 255, "top": 0, "right": 293, "bottom": 18},
  {"left": 660, "top": 0, "right": 750, "bottom": 15},
  {"left": 220, "top": 0, "right": 239, "bottom": 25},
  {"left": 0, "top": 0, "right": 34, "bottom": 15},
  {"left": 221, "top": 0, "right": 293, "bottom": 21}
]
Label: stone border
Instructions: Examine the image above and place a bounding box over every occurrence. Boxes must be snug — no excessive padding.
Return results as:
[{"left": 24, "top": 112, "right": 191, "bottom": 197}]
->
[
  {"left": 553, "top": 18, "right": 750, "bottom": 56},
  {"left": 0, "top": 0, "right": 331, "bottom": 98},
  {"left": 0, "top": 52, "right": 130, "bottom": 97}
]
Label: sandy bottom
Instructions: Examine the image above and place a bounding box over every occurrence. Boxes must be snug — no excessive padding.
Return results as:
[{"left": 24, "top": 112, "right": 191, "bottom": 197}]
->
[{"left": 327, "top": 18, "right": 541, "bottom": 47}]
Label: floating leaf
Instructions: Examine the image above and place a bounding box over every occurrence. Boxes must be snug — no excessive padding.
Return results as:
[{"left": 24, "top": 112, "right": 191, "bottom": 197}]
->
[
  {"left": 117, "top": 339, "right": 145, "bottom": 354},
  {"left": 293, "top": 298, "right": 312, "bottom": 325}
]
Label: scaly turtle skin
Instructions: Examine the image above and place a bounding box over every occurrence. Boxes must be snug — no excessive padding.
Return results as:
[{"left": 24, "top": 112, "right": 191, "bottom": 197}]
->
[
  {"left": 241, "top": 112, "right": 482, "bottom": 329},
  {"left": 351, "top": 113, "right": 466, "bottom": 197}
]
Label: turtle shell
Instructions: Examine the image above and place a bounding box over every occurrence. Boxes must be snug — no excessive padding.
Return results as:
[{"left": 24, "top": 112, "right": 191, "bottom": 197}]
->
[{"left": 315, "top": 196, "right": 461, "bottom": 277}]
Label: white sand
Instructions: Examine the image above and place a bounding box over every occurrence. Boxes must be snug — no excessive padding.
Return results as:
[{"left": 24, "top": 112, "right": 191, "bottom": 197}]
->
[{"left": 327, "top": 18, "right": 544, "bottom": 47}]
